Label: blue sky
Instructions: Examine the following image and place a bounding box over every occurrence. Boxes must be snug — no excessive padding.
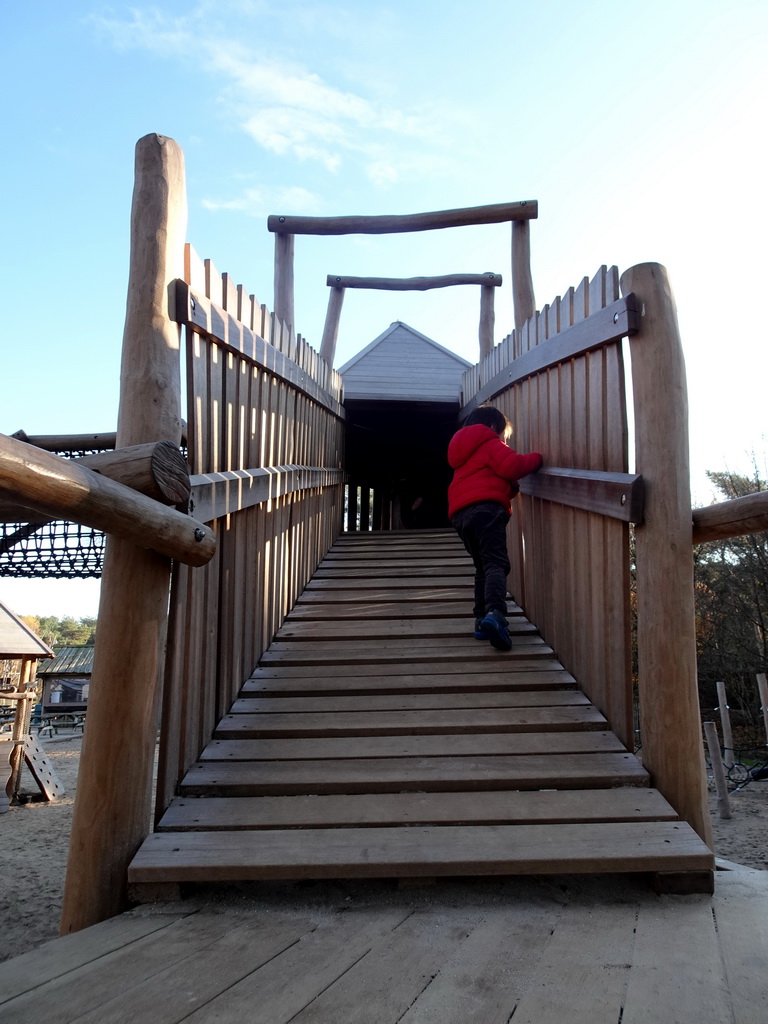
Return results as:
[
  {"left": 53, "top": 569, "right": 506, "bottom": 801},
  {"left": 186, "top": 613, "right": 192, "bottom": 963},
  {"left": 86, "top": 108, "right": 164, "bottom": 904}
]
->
[{"left": 2, "top": 0, "right": 767, "bottom": 618}]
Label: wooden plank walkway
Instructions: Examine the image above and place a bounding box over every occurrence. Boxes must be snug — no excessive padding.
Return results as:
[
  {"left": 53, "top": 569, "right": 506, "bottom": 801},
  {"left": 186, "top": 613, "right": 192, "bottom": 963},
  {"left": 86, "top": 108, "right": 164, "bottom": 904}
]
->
[
  {"left": 2, "top": 870, "right": 766, "bottom": 1023},
  {"left": 129, "top": 529, "right": 713, "bottom": 891}
]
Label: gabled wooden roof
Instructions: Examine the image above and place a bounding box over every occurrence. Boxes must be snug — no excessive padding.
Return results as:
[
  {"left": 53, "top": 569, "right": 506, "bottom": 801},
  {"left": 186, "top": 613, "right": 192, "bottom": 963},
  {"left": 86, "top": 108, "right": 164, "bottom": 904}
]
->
[
  {"left": 0, "top": 602, "right": 54, "bottom": 659},
  {"left": 338, "top": 322, "right": 472, "bottom": 404}
]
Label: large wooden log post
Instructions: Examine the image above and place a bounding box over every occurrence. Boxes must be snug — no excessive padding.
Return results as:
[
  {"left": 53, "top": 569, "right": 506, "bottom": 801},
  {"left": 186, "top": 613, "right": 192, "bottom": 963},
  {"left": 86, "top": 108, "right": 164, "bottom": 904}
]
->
[
  {"left": 511, "top": 220, "right": 535, "bottom": 334},
  {"left": 320, "top": 285, "right": 345, "bottom": 365},
  {"left": 620, "top": 262, "right": 712, "bottom": 846},
  {"left": 274, "top": 230, "right": 295, "bottom": 329},
  {"left": 479, "top": 283, "right": 496, "bottom": 360},
  {"left": 61, "top": 134, "right": 188, "bottom": 933}
]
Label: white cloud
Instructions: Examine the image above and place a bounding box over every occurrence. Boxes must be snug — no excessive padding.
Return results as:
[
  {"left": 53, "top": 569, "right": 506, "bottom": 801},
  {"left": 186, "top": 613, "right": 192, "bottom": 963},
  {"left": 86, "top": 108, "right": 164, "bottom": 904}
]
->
[
  {"left": 87, "top": 4, "right": 441, "bottom": 178},
  {"left": 201, "top": 184, "right": 319, "bottom": 215}
]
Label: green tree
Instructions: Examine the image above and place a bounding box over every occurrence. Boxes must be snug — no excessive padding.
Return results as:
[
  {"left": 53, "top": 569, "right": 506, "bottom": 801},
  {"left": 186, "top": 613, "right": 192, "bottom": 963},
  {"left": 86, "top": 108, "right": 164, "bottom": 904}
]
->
[{"left": 694, "top": 465, "right": 768, "bottom": 723}]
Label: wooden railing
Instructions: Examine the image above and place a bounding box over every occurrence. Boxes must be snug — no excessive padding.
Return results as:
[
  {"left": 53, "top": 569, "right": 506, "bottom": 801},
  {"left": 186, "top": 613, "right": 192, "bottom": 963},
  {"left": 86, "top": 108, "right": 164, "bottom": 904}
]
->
[
  {"left": 460, "top": 262, "right": 712, "bottom": 845},
  {"left": 156, "top": 247, "right": 345, "bottom": 815}
]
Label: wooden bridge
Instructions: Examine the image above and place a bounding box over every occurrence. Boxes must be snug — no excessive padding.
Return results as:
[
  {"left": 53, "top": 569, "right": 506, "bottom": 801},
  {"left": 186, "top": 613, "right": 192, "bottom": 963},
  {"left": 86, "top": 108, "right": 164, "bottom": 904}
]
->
[
  {"left": 129, "top": 529, "right": 711, "bottom": 894},
  {"left": 5, "top": 134, "right": 768, "bottom": 941}
]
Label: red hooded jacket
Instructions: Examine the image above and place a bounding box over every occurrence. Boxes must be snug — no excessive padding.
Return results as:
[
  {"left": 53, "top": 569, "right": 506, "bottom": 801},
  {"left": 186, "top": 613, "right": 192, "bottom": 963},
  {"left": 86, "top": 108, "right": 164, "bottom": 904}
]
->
[{"left": 447, "top": 424, "right": 543, "bottom": 518}]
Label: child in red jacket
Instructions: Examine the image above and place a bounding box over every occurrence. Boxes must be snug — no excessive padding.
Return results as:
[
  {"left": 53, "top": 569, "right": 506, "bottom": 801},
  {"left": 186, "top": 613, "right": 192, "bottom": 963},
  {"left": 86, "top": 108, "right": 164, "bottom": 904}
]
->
[{"left": 448, "top": 405, "right": 542, "bottom": 650}]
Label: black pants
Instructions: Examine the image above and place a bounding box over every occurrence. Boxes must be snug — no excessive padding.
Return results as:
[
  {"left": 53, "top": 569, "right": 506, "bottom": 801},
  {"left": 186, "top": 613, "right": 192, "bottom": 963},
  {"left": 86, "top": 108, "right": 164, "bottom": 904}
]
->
[{"left": 451, "top": 501, "right": 511, "bottom": 618}]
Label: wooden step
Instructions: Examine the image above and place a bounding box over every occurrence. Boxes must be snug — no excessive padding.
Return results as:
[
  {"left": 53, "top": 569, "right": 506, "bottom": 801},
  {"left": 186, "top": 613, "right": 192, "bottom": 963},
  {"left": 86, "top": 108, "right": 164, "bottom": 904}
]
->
[
  {"left": 199, "top": 732, "right": 626, "bottom": 761},
  {"left": 229, "top": 689, "right": 587, "bottom": 712},
  {"left": 259, "top": 638, "right": 554, "bottom": 667},
  {"left": 245, "top": 665, "right": 576, "bottom": 689},
  {"left": 180, "top": 752, "right": 649, "bottom": 796},
  {"left": 128, "top": 821, "right": 713, "bottom": 884},
  {"left": 274, "top": 618, "right": 538, "bottom": 641},
  {"left": 157, "top": 787, "right": 679, "bottom": 831},
  {"left": 213, "top": 706, "right": 607, "bottom": 738}
]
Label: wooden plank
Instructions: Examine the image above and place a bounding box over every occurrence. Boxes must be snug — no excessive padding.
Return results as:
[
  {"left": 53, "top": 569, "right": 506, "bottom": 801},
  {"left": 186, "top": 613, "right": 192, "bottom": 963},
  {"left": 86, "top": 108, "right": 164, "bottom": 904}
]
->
[
  {"left": 129, "top": 821, "right": 712, "bottom": 883},
  {"left": 283, "top": 908, "right": 483, "bottom": 1024},
  {"left": 230, "top": 690, "right": 589, "bottom": 713},
  {"left": 0, "top": 915, "right": 280, "bottom": 1023},
  {"left": 202, "top": 731, "right": 624, "bottom": 760},
  {"left": 274, "top": 618, "right": 537, "bottom": 641},
  {"left": 510, "top": 901, "right": 638, "bottom": 1024},
  {"left": 213, "top": 705, "right": 607, "bottom": 738},
  {"left": 258, "top": 641, "right": 554, "bottom": 668},
  {"left": 304, "top": 574, "right": 475, "bottom": 589},
  {"left": 244, "top": 665, "right": 576, "bottom": 689},
  {"left": 286, "top": 600, "right": 482, "bottom": 619},
  {"left": 0, "top": 914, "right": 188, "bottom": 1006},
  {"left": 621, "top": 900, "right": 731, "bottom": 1023},
  {"left": 177, "top": 908, "right": 413, "bottom": 1024},
  {"left": 158, "top": 788, "right": 678, "bottom": 832},
  {"left": 712, "top": 882, "right": 768, "bottom": 1024},
  {"left": 179, "top": 752, "right": 649, "bottom": 795},
  {"left": 295, "top": 587, "right": 476, "bottom": 604}
]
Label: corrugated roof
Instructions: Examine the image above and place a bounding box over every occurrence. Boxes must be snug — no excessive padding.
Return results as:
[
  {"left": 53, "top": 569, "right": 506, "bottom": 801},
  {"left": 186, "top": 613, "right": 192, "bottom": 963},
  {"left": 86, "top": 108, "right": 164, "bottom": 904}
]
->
[
  {"left": 38, "top": 646, "right": 95, "bottom": 675},
  {"left": 0, "top": 602, "right": 54, "bottom": 659}
]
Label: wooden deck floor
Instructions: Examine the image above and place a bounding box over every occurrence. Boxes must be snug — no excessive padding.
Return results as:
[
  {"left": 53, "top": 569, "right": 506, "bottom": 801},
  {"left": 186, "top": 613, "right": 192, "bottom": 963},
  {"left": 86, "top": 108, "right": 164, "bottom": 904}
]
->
[
  {"left": 129, "top": 529, "right": 713, "bottom": 891},
  {"left": 2, "top": 869, "right": 766, "bottom": 1023}
]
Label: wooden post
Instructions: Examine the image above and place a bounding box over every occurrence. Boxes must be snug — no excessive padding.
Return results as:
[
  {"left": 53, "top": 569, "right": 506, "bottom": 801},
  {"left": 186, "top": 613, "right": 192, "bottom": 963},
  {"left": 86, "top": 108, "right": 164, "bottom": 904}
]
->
[
  {"left": 715, "top": 680, "right": 735, "bottom": 766},
  {"left": 479, "top": 283, "right": 495, "bottom": 361},
  {"left": 620, "top": 262, "right": 712, "bottom": 847},
  {"left": 757, "top": 672, "right": 768, "bottom": 747},
  {"left": 512, "top": 220, "right": 535, "bottom": 334},
  {"left": 320, "top": 285, "right": 345, "bottom": 365},
  {"left": 274, "top": 231, "right": 295, "bottom": 329},
  {"left": 704, "top": 721, "right": 731, "bottom": 819},
  {"left": 60, "top": 134, "right": 188, "bottom": 934}
]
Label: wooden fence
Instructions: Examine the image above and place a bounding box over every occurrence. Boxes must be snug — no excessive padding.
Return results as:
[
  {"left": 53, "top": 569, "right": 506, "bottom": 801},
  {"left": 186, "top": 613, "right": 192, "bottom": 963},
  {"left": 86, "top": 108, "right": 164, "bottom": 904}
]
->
[
  {"left": 156, "top": 246, "right": 346, "bottom": 816},
  {"left": 460, "top": 262, "right": 710, "bottom": 843}
]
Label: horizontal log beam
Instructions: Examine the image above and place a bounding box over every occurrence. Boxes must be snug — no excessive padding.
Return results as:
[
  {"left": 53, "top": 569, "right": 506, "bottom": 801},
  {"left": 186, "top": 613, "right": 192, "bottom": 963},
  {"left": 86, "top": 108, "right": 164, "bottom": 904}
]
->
[
  {"left": 11, "top": 425, "right": 188, "bottom": 453},
  {"left": 190, "top": 465, "right": 345, "bottom": 523},
  {"left": 692, "top": 490, "right": 768, "bottom": 544},
  {"left": 0, "top": 433, "right": 214, "bottom": 566},
  {"left": 0, "top": 442, "right": 190, "bottom": 523},
  {"left": 518, "top": 467, "right": 644, "bottom": 523},
  {"left": 11, "top": 429, "right": 118, "bottom": 452},
  {"left": 268, "top": 201, "right": 537, "bottom": 236},
  {"left": 77, "top": 441, "right": 190, "bottom": 505},
  {"left": 326, "top": 273, "right": 502, "bottom": 291}
]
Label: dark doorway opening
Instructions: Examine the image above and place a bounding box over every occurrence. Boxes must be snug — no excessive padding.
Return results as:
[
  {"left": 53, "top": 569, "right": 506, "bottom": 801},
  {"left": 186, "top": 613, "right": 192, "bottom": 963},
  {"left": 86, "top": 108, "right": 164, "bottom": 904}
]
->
[{"left": 344, "top": 399, "right": 460, "bottom": 531}]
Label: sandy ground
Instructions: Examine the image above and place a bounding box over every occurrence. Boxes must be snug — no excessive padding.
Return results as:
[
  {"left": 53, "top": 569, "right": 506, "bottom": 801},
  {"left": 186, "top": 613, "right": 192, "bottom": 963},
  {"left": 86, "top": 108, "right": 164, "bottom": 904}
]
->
[{"left": 0, "top": 734, "right": 766, "bottom": 965}]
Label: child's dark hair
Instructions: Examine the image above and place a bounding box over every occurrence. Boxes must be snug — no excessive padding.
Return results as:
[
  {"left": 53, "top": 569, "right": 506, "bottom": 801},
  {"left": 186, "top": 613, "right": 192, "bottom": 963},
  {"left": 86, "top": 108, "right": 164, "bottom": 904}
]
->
[{"left": 465, "top": 405, "right": 510, "bottom": 438}]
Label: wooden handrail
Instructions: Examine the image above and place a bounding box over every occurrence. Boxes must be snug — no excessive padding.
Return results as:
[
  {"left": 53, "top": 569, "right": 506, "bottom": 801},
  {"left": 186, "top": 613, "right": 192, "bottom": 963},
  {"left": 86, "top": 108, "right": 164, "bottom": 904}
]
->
[
  {"left": 519, "top": 467, "right": 644, "bottom": 523},
  {"left": 692, "top": 490, "right": 768, "bottom": 544}
]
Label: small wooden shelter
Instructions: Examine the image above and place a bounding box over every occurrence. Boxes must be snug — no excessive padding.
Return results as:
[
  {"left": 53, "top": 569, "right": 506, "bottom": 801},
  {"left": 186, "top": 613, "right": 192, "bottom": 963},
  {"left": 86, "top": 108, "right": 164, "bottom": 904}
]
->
[
  {"left": 339, "top": 322, "right": 471, "bottom": 530},
  {"left": 0, "top": 601, "right": 55, "bottom": 811},
  {"left": 37, "top": 646, "right": 94, "bottom": 711}
]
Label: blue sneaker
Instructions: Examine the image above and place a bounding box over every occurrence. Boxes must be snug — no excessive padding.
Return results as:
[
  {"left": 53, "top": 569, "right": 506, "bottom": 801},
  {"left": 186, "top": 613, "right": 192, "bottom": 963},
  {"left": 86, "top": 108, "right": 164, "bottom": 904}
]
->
[
  {"left": 479, "top": 610, "right": 512, "bottom": 651},
  {"left": 474, "top": 618, "right": 489, "bottom": 640}
]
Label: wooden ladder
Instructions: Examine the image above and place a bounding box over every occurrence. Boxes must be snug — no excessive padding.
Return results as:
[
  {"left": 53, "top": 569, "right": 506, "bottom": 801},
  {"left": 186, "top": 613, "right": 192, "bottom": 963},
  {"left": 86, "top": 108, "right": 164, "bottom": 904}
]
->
[{"left": 129, "top": 530, "right": 713, "bottom": 897}]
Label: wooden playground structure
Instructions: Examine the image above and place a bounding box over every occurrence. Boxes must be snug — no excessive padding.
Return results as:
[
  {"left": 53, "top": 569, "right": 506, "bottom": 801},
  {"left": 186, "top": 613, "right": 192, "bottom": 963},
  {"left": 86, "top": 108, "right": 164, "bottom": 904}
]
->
[{"left": 3, "top": 134, "right": 768, "bottom": 941}]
